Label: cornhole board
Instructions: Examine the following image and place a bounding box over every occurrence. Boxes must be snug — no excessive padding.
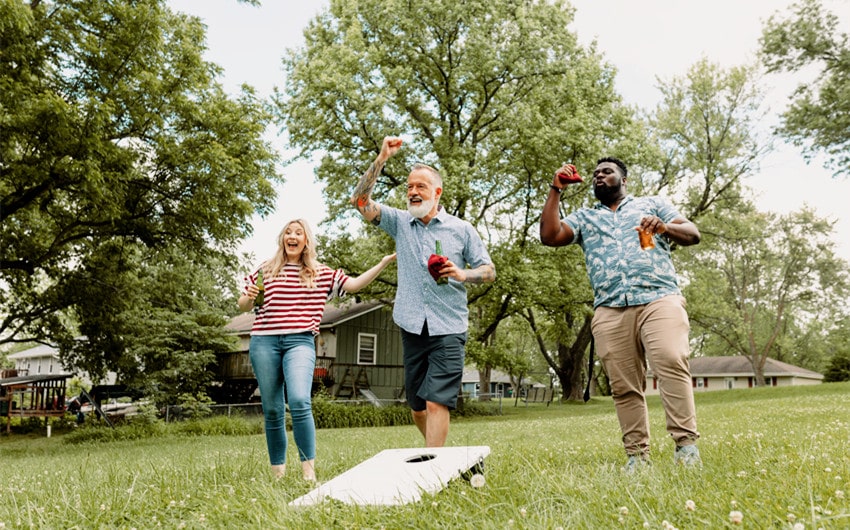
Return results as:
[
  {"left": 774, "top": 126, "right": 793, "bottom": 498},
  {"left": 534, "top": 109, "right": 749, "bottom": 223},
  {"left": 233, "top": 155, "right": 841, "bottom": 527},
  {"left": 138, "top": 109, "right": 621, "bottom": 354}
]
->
[{"left": 290, "top": 445, "right": 490, "bottom": 506}]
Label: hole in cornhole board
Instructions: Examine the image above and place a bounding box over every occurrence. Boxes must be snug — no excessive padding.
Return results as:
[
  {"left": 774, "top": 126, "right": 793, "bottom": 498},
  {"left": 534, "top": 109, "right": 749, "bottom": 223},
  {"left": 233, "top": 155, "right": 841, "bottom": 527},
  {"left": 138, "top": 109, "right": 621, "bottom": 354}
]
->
[{"left": 405, "top": 454, "right": 436, "bottom": 463}]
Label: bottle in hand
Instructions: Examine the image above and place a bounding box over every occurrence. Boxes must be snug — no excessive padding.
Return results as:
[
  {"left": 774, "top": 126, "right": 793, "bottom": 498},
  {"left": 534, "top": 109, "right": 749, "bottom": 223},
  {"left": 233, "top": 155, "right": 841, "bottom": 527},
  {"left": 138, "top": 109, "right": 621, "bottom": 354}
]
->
[
  {"left": 254, "top": 269, "right": 265, "bottom": 307},
  {"left": 638, "top": 229, "right": 655, "bottom": 250},
  {"left": 428, "top": 240, "right": 449, "bottom": 284}
]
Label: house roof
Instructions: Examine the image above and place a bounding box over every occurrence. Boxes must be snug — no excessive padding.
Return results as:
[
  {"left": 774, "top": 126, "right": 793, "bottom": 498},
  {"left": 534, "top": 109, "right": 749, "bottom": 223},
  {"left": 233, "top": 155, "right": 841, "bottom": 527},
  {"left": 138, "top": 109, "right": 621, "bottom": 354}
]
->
[
  {"left": 225, "top": 301, "right": 388, "bottom": 335},
  {"left": 7, "top": 343, "right": 59, "bottom": 360},
  {"left": 670, "top": 356, "right": 823, "bottom": 380}
]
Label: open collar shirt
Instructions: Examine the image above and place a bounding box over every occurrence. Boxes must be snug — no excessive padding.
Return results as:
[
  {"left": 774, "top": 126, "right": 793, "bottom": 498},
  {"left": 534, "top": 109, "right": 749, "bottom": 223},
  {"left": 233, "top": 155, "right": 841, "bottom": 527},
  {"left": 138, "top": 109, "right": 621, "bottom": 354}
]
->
[
  {"left": 563, "top": 195, "right": 683, "bottom": 308},
  {"left": 379, "top": 205, "right": 492, "bottom": 336}
]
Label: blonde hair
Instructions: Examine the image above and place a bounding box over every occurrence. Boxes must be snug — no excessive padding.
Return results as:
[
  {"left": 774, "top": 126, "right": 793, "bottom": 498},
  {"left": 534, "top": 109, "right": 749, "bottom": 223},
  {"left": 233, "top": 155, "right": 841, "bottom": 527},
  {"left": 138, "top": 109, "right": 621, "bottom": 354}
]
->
[{"left": 263, "top": 219, "right": 320, "bottom": 288}]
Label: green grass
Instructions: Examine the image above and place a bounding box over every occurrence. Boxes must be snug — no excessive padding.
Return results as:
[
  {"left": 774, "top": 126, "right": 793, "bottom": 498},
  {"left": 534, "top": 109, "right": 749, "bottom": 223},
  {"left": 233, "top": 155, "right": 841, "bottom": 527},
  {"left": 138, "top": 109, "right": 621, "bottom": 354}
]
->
[{"left": 1, "top": 383, "right": 848, "bottom": 529}]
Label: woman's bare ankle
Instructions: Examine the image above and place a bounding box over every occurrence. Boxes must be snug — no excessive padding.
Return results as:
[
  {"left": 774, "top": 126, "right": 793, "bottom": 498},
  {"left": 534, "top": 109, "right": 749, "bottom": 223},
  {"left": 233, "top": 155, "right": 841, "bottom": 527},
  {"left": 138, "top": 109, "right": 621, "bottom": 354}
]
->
[{"left": 271, "top": 464, "right": 286, "bottom": 479}]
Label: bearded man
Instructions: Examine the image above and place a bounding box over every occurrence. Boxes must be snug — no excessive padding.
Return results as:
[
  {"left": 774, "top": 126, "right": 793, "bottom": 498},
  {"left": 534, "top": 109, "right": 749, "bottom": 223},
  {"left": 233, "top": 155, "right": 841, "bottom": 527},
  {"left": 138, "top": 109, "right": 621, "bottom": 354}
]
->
[
  {"left": 540, "top": 157, "right": 703, "bottom": 470},
  {"left": 351, "top": 136, "right": 495, "bottom": 448}
]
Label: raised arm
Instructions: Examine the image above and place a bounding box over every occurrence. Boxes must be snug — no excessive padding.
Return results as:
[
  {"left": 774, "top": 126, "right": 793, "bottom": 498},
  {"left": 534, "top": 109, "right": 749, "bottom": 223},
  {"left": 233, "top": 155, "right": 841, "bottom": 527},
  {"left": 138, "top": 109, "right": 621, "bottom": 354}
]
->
[
  {"left": 342, "top": 253, "right": 397, "bottom": 293},
  {"left": 540, "top": 163, "right": 578, "bottom": 247},
  {"left": 351, "top": 137, "right": 403, "bottom": 224}
]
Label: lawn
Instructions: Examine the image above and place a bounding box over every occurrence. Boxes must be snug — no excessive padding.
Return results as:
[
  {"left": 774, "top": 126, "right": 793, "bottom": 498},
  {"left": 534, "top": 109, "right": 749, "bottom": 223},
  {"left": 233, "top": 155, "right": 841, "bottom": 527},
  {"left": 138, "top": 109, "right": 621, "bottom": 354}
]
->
[{"left": 1, "top": 382, "right": 848, "bottom": 529}]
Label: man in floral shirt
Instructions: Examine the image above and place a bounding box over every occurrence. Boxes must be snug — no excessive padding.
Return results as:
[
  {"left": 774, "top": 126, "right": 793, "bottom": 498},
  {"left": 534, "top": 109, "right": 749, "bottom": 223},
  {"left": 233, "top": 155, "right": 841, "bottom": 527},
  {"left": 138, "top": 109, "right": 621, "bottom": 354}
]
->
[{"left": 540, "top": 157, "right": 702, "bottom": 470}]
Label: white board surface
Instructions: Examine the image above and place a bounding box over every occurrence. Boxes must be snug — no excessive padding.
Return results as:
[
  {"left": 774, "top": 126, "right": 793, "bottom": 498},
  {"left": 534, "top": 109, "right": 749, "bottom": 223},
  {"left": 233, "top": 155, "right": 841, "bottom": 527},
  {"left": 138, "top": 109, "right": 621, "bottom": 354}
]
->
[{"left": 290, "top": 445, "right": 490, "bottom": 506}]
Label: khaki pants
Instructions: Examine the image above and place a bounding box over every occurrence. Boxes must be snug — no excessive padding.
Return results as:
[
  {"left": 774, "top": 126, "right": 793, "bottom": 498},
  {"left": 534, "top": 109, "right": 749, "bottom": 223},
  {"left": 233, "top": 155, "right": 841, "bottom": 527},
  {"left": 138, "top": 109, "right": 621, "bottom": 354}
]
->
[{"left": 591, "top": 295, "right": 699, "bottom": 456}]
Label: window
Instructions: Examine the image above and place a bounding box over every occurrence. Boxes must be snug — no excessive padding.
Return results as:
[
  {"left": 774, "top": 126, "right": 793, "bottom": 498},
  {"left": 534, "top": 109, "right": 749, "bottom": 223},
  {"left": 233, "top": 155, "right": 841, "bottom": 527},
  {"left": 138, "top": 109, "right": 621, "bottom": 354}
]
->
[
  {"left": 357, "top": 333, "right": 377, "bottom": 365},
  {"left": 696, "top": 378, "right": 705, "bottom": 389}
]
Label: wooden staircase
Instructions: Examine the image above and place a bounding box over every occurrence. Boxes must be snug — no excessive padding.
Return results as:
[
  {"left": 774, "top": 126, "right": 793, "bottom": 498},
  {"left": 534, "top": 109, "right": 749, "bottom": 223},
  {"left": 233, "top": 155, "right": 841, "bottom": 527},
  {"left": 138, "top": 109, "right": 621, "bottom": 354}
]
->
[{"left": 334, "top": 367, "right": 370, "bottom": 399}]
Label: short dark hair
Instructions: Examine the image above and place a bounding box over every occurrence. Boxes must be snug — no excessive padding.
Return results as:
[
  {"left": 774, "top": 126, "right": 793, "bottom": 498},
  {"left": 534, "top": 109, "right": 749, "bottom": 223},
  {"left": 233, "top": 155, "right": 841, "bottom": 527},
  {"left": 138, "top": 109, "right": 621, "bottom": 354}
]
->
[{"left": 597, "top": 156, "right": 628, "bottom": 177}]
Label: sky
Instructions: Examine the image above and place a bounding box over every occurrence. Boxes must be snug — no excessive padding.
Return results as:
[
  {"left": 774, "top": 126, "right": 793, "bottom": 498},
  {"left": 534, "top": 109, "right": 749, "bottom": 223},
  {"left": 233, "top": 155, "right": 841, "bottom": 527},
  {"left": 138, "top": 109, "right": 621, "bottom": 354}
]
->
[{"left": 168, "top": 0, "right": 850, "bottom": 266}]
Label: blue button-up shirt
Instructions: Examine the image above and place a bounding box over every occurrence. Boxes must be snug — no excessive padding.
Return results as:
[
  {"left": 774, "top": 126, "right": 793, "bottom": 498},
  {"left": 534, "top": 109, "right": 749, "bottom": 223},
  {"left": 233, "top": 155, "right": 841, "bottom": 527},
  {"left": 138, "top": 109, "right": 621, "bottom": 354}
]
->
[
  {"left": 564, "top": 195, "right": 683, "bottom": 308},
  {"left": 379, "top": 205, "right": 492, "bottom": 335}
]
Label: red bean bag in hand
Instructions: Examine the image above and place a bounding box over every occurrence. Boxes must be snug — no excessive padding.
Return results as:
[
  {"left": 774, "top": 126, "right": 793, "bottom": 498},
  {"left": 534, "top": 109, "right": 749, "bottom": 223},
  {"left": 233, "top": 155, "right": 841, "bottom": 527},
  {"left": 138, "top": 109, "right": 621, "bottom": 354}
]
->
[
  {"left": 557, "top": 164, "right": 583, "bottom": 184},
  {"left": 427, "top": 254, "right": 448, "bottom": 284}
]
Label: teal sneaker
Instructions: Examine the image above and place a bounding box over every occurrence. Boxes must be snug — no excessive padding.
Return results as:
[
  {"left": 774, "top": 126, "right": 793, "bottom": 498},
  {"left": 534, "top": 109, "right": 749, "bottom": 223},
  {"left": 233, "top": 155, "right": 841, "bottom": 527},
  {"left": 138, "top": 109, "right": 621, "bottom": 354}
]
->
[
  {"left": 674, "top": 444, "right": 702, "bottom": 467},
  {"left": 624, "top": 454, "right": 651, "bottom": 473}
]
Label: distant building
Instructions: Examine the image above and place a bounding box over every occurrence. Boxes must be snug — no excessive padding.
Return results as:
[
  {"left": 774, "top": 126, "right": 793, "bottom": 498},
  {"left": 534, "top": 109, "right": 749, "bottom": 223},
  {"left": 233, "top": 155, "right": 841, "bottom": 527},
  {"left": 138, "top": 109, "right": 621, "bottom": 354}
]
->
[
  {"left": 646, "top": 355, "right": 823, "bottom": 394},
  {"left": 5, "top": 342, "right": 116, "bottom": 387},
  {"left": 220, "top": 301, "right": 406, "bottom": 403},
  {"left": 461, "top": 367, "right": 546, "bottom": 399}
]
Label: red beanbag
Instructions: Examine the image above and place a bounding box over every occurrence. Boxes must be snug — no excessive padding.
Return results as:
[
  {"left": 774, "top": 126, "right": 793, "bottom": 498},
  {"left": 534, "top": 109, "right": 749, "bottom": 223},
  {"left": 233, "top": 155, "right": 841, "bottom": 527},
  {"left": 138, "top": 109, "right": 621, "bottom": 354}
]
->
[
  {"left": 557, "top": 164, "right": 583, "bottom": 184},
  {"left": 427, "top": 254, "right": 448, "bottom": 283}
]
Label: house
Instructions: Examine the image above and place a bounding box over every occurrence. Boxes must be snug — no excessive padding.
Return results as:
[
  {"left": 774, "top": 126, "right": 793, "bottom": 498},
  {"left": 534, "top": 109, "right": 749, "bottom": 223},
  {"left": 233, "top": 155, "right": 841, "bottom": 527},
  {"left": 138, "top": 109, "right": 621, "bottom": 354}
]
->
[
  {"left": 461, "top": 367, "right": 546, "bottom": 399},
  {"left": 7, "top": 344, "right": 65, "bottom": 377},
  {"left": 220, "top": 301, "right": 406, "bottom": 403},
  {"left": 645, "top": 355, "right": 824, "bottom": 394},
  {"left": 5, "top": 342, "right": 117, "bottom": 388}
]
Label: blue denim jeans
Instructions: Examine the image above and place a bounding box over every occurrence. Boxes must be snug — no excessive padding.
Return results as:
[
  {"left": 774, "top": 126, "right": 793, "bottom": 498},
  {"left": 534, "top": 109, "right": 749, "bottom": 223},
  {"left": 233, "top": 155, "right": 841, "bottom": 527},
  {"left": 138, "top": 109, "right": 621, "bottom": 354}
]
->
[{"left": 249, "top": 333, "right": 317, "bottom": 465}]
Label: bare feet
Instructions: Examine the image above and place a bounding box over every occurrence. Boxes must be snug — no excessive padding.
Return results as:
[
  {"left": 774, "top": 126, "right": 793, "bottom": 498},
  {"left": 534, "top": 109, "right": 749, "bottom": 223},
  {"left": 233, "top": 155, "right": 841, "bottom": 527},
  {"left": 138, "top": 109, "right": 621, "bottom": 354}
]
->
[
  {"left": 302, "top": 459, "right": 316, "bottom": 481},
  {"left": 271, "top": 464, "right": 286, "bottom": 479}
]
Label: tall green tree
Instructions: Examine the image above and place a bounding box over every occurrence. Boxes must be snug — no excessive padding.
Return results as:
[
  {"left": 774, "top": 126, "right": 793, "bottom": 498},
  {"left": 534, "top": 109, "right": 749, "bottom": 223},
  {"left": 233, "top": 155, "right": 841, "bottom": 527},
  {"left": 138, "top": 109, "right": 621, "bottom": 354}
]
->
[
  {"left": 682, "top": 206, "right": 849, "bottom": 385},
  {"left": 643, "top": 58, "right": 771, "bottom": 223},
  {"left": 277, "top": 0, "right": 643, "bottom": 400},
  {"left": 0, "top": 0, "right": 279, "bottom": 379},
  {"left": 760, "top": 0, "right": 850, "bottom": 177}
]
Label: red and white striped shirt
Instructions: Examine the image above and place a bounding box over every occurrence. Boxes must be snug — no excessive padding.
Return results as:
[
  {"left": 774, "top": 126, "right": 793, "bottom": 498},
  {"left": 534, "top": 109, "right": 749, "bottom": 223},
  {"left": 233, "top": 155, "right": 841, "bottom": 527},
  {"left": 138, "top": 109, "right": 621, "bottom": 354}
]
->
[{"left": 245, "top": 263, "right": 349, "bottom": 336}]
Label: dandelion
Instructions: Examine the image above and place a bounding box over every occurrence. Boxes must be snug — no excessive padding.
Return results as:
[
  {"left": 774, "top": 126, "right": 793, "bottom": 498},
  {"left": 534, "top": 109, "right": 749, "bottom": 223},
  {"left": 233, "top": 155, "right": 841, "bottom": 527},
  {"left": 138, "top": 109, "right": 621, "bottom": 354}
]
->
[
  {"left": 470, "top": 474, "right": 486, "bottom": 488},
  {"left": 729, "top": 510, "right": 744, "bottom": 525},
  {"left": 792, "top": 524, "right": 804, "bottom": 530},
  {"left": 731, "top": 500, "right": 738, "bottom": 507},
  {"left": 643, "top": 523, "right": 650, "bottom": 529},
  {"left": 836, "top": 490, "right": 844, "bottom": 499},
  {"left": 737, "top": 471, "right": 748, "bottom": 478},
  {"left": 520, "top": 508, "right": 527, "bottom": 517},
  {"left": 825, "top": 467, "right": 832, "bottom": 473},
  {"left": 619, "top": 506, "right": 629, "bottom": 516},
  {"left": 100, "top": 504, "right": 106, "bottom": 511},
  {"left": 685, "top": 500, "right": 696, "bottom": 511},
  {"left": 787, "top": 513, "right": 796, "bottom": 522}
]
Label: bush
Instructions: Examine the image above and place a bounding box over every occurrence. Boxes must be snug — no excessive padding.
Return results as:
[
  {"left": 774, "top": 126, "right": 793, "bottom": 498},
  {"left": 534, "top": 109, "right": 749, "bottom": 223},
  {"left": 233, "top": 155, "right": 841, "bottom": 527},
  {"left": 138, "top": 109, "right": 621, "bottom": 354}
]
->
[{"left": 312, "top": 392, "right": 413, "bottom": 429}]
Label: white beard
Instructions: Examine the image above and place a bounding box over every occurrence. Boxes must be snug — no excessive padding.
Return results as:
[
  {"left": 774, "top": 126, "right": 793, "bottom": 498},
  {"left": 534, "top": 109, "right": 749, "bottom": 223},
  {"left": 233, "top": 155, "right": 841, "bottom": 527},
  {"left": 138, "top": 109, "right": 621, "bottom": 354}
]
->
[{"left": 407, "top": 197, "right": 435, "bottom": 219}]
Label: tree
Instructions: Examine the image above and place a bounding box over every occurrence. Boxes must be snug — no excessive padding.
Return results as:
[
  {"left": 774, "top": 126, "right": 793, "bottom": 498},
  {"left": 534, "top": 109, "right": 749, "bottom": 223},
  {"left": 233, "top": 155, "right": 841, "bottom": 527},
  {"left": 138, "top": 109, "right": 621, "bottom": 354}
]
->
[
  {"left": 0, "top": 1, "right": 279, "bottom": 377},
  {"left": 644, "top": 58, "right": 772, "bottom": 223},
  {"left": 760, "top": 0, "right": 850, "bottom": 177},
  {"left": 682, "top": 206, "right": 850, "bottom": 385},
  {"left": 277, "top": 0, "right": 643, "bottom": 400},
  {"left": 58, "top": 244, "right": 241, "bottom": 404},
  {"left": 823, "top": 352, "right": 850, "bottom": 382}
]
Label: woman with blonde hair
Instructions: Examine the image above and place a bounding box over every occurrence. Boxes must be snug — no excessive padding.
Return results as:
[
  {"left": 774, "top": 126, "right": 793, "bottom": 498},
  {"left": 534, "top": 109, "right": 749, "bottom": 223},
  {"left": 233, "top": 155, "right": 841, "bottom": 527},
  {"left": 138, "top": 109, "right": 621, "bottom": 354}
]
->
[{"left": 238, "top": 218, "right": 395, "bottom": 480}]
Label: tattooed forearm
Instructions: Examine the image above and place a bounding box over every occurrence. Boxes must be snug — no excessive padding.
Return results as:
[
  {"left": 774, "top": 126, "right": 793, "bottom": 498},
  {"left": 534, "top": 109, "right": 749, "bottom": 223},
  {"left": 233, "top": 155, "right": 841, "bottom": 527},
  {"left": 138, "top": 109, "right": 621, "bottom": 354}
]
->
[
  {"left": 352, "top": 160, "right": 384, "bottom": 209},
  {"left": 464, "top": 264, "right": 496, "bottom": 284}
]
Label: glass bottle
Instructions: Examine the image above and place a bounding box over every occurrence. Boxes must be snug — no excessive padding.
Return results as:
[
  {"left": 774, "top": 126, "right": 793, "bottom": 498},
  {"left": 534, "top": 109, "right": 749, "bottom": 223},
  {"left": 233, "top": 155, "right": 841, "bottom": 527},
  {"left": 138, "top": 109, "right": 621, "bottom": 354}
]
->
[
  {"left": 254, "top": 269, "right": 265, "bottom": 307},
  {"left": 434, "top": 240, "right": 448, "bottom": 284}
]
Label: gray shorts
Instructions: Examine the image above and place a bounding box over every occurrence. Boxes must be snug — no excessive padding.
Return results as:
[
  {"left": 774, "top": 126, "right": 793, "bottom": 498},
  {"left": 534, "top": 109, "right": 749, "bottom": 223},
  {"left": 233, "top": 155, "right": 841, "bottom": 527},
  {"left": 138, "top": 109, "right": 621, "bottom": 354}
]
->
[{"left": 400, "top": 322, "right": 467, "bottom": 410}]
